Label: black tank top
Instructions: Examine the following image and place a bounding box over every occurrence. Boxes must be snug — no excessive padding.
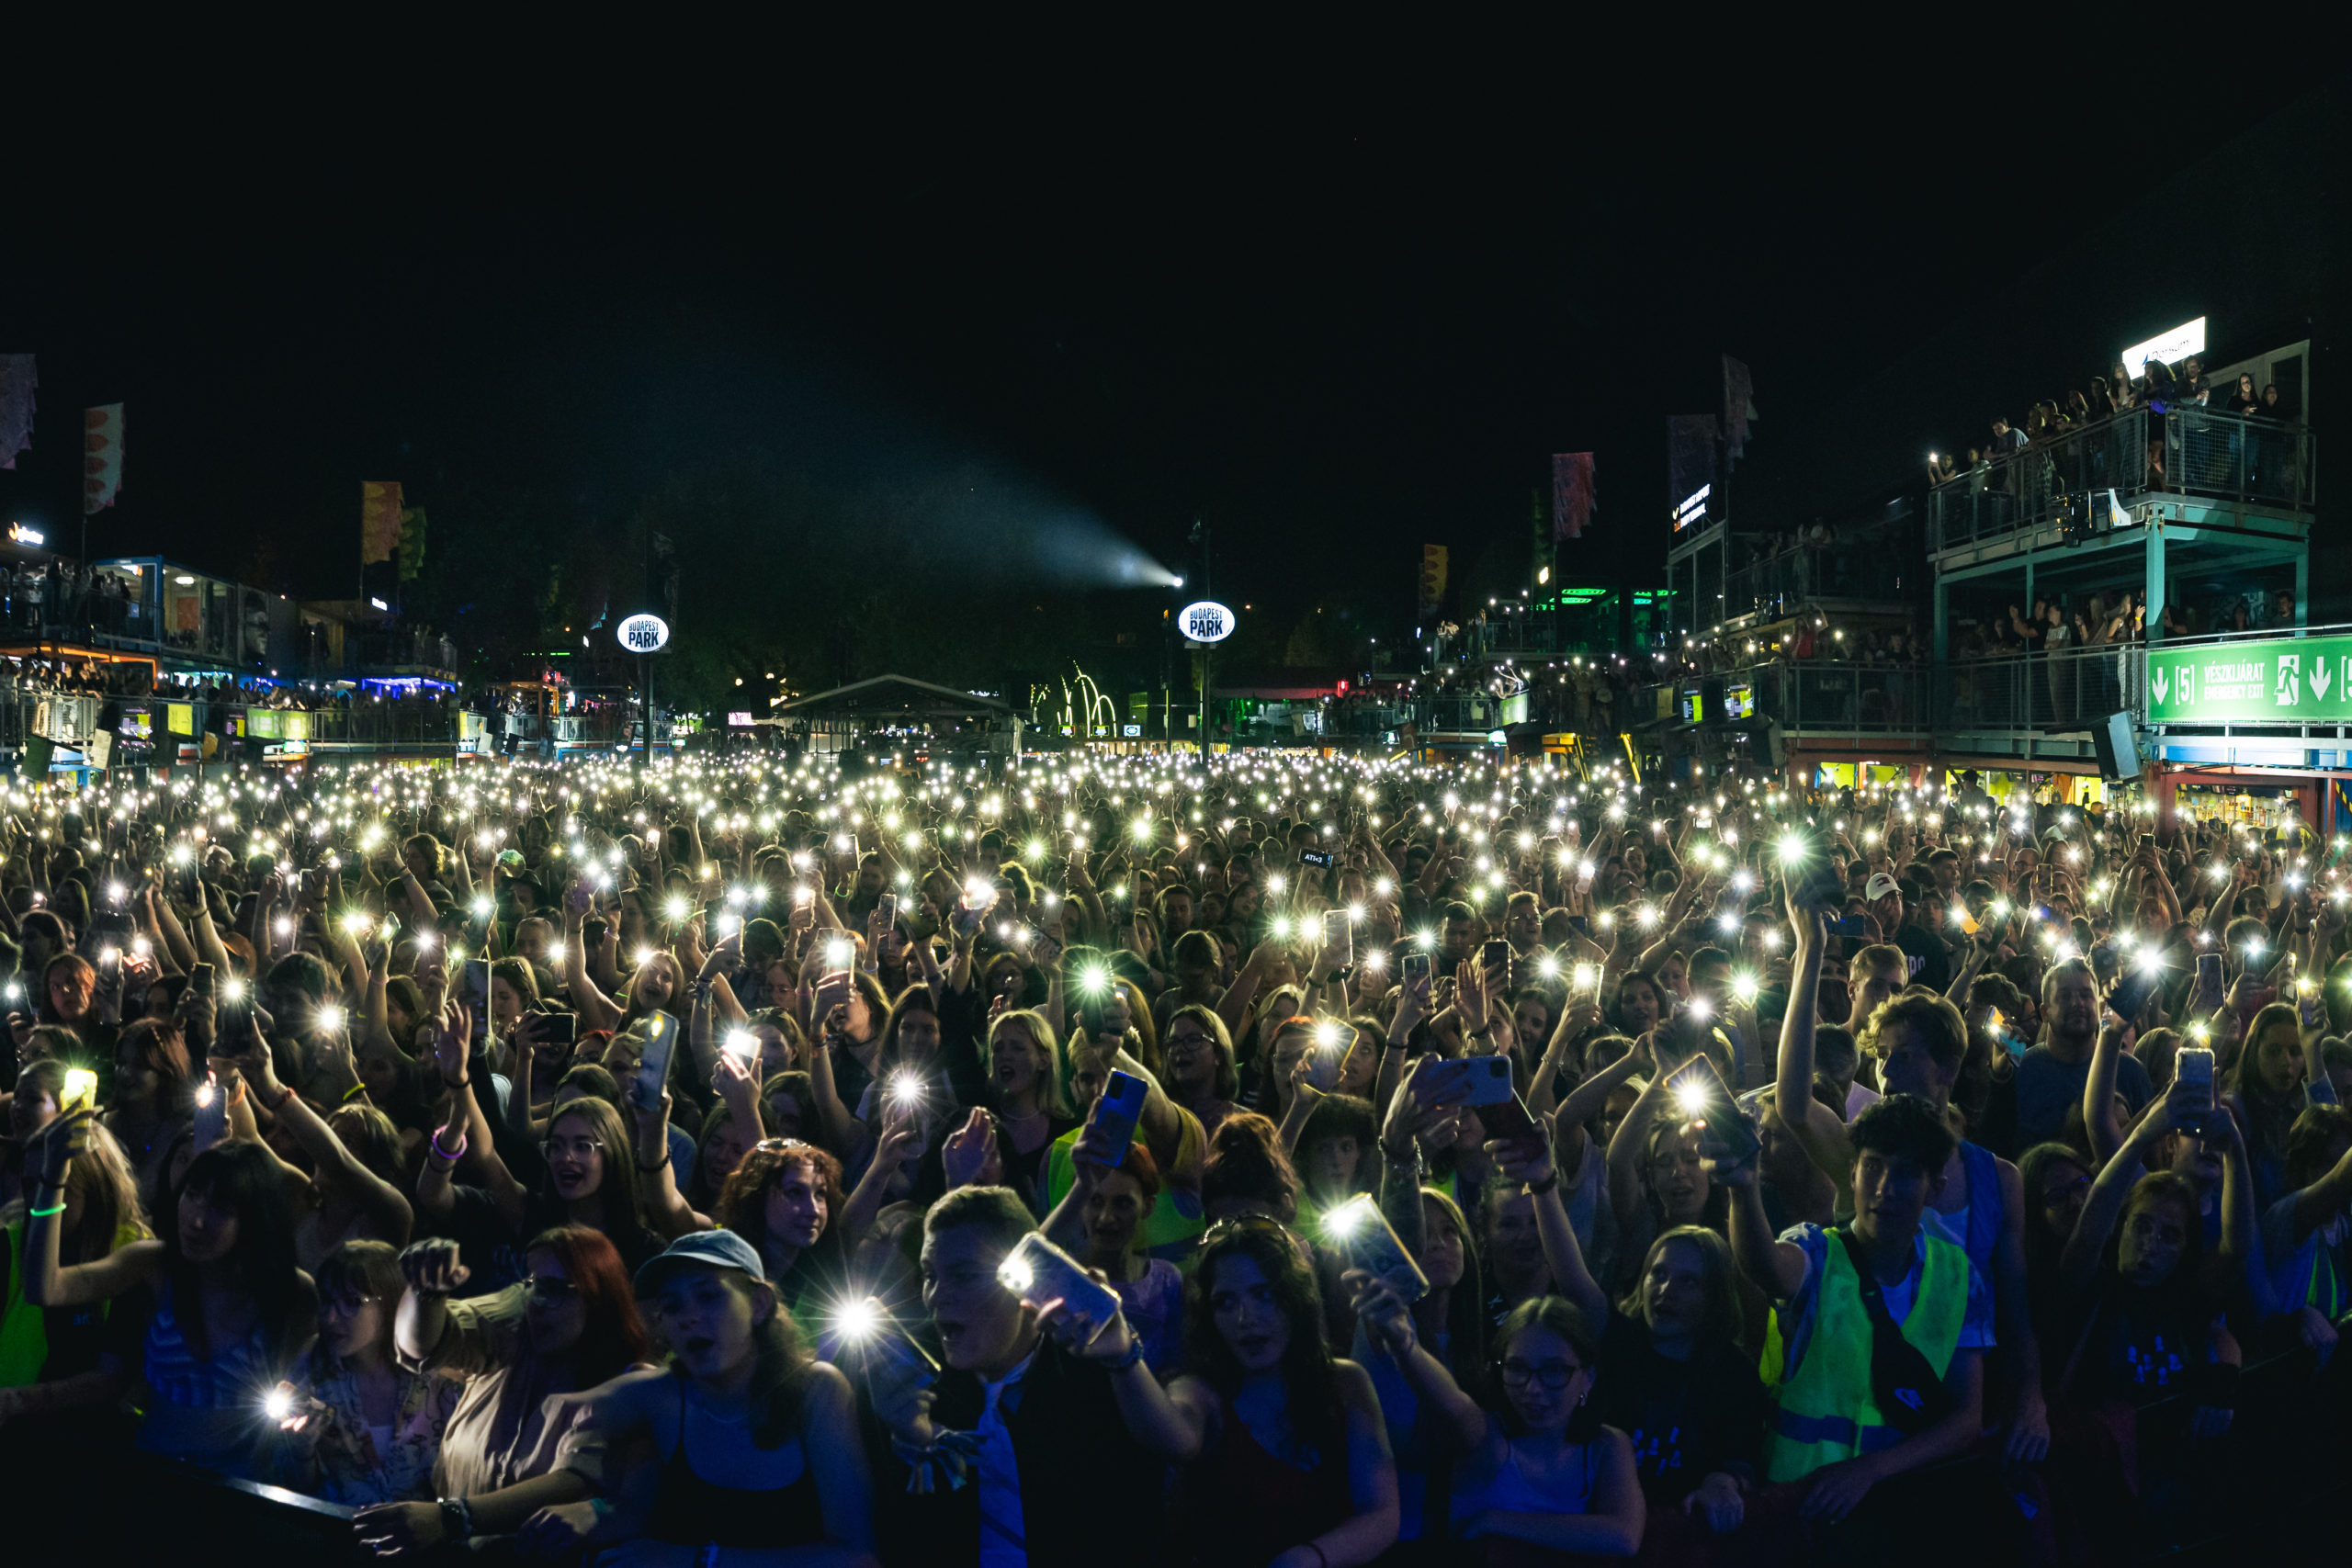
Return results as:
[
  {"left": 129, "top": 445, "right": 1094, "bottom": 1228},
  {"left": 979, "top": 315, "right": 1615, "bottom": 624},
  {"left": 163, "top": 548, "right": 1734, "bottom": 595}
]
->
[{"left": 644, "top": 1374, "right": 825, "bottom": 1549}]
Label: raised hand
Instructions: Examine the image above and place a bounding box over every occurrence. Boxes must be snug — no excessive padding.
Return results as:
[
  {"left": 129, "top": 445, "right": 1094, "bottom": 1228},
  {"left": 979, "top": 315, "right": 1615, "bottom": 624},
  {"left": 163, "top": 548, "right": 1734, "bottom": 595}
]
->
[
  {"left": 940, "top": 1107, "right": 1001, "bottom": 1189},
  {"left": 398, "top": 1236, "right": 472, "bottom": 1297}
]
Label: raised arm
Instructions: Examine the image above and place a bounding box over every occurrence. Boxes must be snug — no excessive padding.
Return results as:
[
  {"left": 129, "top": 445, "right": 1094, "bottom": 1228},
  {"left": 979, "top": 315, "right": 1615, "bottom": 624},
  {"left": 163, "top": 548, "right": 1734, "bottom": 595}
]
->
[
  {"left": 2059, "top": 1089, "right": 2177, "bottom": 1302},
  {"left": 1492, "top": 1130, "right": 1607, "bottom": 1325},
  {"left": 235, "top": 1021, "right": 413, "bottom": 1246},
  {"left": 633, "top": 1092, "right": 710, "bottom": 1240},
  {"left": 2082, "top": 1014, "right": 2128, "bottom": 1163},
  {"left": 1713, "top": 1126, "right": 1808, "bottom": 1300},
  {"left": 18, "top": 1112, "right": 168, "bottom": 1308},
  {"left": 564, "top": 896, "right": 624, "bottom": 1034}
]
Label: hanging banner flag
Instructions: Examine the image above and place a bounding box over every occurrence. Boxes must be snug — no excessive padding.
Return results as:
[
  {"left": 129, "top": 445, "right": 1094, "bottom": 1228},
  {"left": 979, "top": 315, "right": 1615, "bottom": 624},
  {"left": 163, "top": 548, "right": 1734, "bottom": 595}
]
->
[
  {"left": 83, "top": 403, "right": 125, "bottom": 514},
  {"left": 1417, "top": 544, "right": 1450, "bottom": 619},
  {"left": 361, "top": 480, "right": 405, "bottom": 564},
  {"left": 1723, "top": 355, "right": 1758, "bottom": 467},
  {"left": 1551, "top": 453, "right": 1594, "bottom": 542},
  {"left": 1668, "top": 414, "right": 1719, "bottom": 531},
  {"left": 0, "top": 354, "right": 35, "bottom": 470}
]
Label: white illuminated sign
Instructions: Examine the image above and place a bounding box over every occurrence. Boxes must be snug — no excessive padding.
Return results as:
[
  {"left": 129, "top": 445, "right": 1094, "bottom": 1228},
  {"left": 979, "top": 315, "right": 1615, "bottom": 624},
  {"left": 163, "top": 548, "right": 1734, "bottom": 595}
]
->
[
  {"left": 1673, "top": 484, "right": 1711, "bottom": 532},
  {"left": 617, "top": 613, "right": 672, "bottom": 653},
  {"left": 2120, "top": 317, "right": 2206, "bottom": 377},
  {"left": 727, "top": 711, "right": 753, "bottom": 726},
  {"left": 7, "top": 523, "right": 43, "bottom": 547},
  {"left": 1179, "top": 600, "right": 1236, "bottom": 644}
]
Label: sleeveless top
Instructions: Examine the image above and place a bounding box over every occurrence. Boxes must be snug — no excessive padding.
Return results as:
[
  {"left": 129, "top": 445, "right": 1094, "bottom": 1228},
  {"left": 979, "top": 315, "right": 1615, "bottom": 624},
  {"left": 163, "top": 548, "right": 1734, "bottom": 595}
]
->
[
  {"left": 138, "top": 1277, "right": 275, "bottom": 1471},
  {"left": 644, "top": 1374, "right": 824, "bottom": 1550},
  {"left": 1926, "top": 1142, "right": 2005, "bottom": 1285},
  {"left": 1189, "top": 1394, "right": 1352, "bottom": 1566},
  {"left": 1453, "top": 1437, "right": 1598, "bottom": 1522}
]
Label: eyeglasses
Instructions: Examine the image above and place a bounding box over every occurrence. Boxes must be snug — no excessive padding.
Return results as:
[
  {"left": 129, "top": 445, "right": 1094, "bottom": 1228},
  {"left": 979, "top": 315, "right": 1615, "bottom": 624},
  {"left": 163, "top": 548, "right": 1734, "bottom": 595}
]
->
[
  {"left": 1165, "top": 1032, "right": 1214, "bottom": 1053},
  {"left": 543, "top": 1136, "right": 604, "bottom": 1159},
  {"left": 1201, "top": 1214, "right": 1292, "bottom": 1246},
  {"left": 1499, "top": 1358, "right": 1586, "bottom": 1390}
]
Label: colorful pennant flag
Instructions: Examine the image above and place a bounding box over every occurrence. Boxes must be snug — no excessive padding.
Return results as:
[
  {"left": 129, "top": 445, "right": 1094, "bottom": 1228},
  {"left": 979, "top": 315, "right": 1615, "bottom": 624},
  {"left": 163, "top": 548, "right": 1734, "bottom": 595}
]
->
[
  {"left": 362, "top": 480, "right": 405, "bottom": 565},
  {"left": 0, "top": 355, "right": 35, "bottom": 470},
  {"left": 1552, "top": 452, "right": 1594, "bottom": 542},
  {"left": 84, "top": 403, "right": 125, "bottom": 514},
  {"left": 1417, "top": 545, "right": 1449, "bottom": 619},
  {"left": 1668, "top": 414, "right": 1719, "bottom": 509},
  {"left": 1724, "top": 355, "right": 1758, "bottom": 467}
]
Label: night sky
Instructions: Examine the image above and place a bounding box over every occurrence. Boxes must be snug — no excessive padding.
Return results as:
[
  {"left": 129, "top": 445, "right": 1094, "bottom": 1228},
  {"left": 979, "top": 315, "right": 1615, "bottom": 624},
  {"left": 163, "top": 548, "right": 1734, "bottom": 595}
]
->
[{"left": 2, "top": 69, "right": 2329, "bottom": 669}]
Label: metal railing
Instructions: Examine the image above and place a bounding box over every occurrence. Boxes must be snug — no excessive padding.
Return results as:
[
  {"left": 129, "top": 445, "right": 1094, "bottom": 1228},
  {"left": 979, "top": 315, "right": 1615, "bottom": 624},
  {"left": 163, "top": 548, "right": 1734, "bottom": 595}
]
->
[
  {"left": 1934, "top": 643, "right": 2142, "bottom": 732},
  {"left": 1634, "top": 660, "right": 1931, "bottom": 736},
  {"left": 1928, "top": 405, "right": 2314, "bottom": 551},
  {"left": 0, "top": 688, "right": 107, "bottom": 749},
  {"left": 1717, "top": 517, "right": 1922, "bottom": 625}
]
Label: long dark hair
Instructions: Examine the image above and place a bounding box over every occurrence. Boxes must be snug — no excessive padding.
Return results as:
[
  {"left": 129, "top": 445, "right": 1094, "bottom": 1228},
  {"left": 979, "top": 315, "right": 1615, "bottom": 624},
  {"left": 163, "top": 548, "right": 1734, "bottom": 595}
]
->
[
  {"left": 2231, "top": 1002, "right": 2304, "bottom": 1156},
  {"left": 1419, "top": 1185, "right": 1489, "bottom": 1375},
  {"left": 1492, "top": 1295, "right": 1601, "bottom": 1438},
  {"left": 1615, "top": 1225, "right": 1740, "bottom": 1354},
  {"left": 714, "top": 1140, "right": 850, "bottom": 1308},
  {"left": 684, "top": 1275, "right": 817, "bottom": 1450},
  {"left": 538, "top": 1097, "right": 655, "bottom": 1255},
  {"left": 526, "top": 1225, "right": 651, "bottom": 1383},
  {"left": 167, "top": 1141, "right": 304, "bottom": 1358},
  {"left": 1185, "top": 1223, "right": 1345, "bottom": 1458}
]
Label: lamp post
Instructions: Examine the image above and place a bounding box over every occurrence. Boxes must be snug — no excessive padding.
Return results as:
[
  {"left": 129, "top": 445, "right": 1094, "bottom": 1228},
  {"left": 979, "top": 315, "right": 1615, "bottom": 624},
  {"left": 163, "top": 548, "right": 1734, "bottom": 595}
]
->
[{"left": 1189, "top": 520, "right": 1212, "bottom": 750}]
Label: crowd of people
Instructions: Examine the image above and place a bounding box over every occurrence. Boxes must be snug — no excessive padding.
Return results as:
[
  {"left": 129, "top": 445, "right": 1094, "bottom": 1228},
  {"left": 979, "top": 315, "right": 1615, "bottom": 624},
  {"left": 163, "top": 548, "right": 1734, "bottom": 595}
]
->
[
  {"left": 1928, "top": 354, "right": 2298, "bottom": 491},
  {"left": 0, "top": 749, "right": 2346, "bottom": 1563}
]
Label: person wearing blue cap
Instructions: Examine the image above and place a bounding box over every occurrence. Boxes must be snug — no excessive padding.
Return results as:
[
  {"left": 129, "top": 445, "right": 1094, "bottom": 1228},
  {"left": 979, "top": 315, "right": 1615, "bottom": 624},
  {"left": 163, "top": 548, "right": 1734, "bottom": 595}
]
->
[{"left": 514, "top": 1229, "right": 876, "bottom": 1562}]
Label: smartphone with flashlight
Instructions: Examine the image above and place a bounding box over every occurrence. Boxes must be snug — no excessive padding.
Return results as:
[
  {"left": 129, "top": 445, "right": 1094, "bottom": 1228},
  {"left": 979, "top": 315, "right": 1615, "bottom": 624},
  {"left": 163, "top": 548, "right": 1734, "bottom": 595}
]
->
[
  {"left": 218, "top": 975, "right": 254, "bottom": 1041},
  {"left": 1402, "top": 952, "right": 1431, "bottom": 987},
  {"left": 814, "top": 1298, "right": 941, "bottom": 1386},
  {"left": 1669, "top": 1055, "right": 1759, "bottom": 1167},
  {"left": 195, "top": 1072, "right": 228, "bottom": 1149},
  {"left": 2195, "top": 953, "right": 2225, "bottom": 1015},
  {"left": 62, "top": 1067, "right": 99, "bottom": 1114},
  {"left": 1306, "top": 1022, "right": 1352, "bottom": 1091},
  {"left": 998, "top": 1233, "right": 1123, "bottom": 1327},
  {"left": 2175, "top": 1045, "right": 2217, "bottom": 1137},
  {"left": 1476, "top": 1086, "right": 1545, "bottom": 1158},
  {"left": 2106, "top": 963, "right": 2164, "bottom": 1023},
  {"left": 876, "top": 893, "right": 899, "bottom": 933},
  {"left": 1784, "top": 833, "right": 1845, "bottom": 911},
  {"left": 1087, "top": 1069, "right": 1149, "bottom": 1167},
  {"left": 1418, "top": 1054, "right": 1515, "bottom": 1106},
  {"left": 1664, "top": 1007, "right": 1715, "bottom": 1066},
  {"left": 462, "top": 958, "right": 492, "bottom": 1018},
  {"left": 631, "top": 1011, "right": 679, "bottom": 1114},
  {"left": 1322, "top": 1193, "right": 1430, "bottom": 1303},
  {"left": 1480, "top": 938, "right": 1511, "bottom": 970},
  {"left": 1321, "top": 908, "right": 1352, "bottom": 973}
]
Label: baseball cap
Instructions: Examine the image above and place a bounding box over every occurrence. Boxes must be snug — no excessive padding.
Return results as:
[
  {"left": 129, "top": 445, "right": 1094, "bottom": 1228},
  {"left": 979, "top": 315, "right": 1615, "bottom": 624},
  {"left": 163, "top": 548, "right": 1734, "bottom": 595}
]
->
[
  {"left": 1864, "top": 873, "right": 1902, "bottom": 901},
  {"left": 632, "top": 1229, "right": 767, "bottom": 1297}
]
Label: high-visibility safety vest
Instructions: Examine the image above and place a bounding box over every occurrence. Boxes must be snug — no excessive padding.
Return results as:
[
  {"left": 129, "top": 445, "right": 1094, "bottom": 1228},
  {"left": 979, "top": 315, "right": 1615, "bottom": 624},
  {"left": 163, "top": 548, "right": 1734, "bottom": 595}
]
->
[{"left": 1763, "top": 1228, "right": 1969, "bottom": 1482}]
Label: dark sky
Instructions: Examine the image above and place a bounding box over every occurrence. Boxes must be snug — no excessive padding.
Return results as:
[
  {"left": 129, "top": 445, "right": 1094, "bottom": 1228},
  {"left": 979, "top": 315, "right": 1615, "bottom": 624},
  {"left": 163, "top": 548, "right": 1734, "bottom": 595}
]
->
[{"left": 2, "top": 66, "right": 2331, "bottom": 656}]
